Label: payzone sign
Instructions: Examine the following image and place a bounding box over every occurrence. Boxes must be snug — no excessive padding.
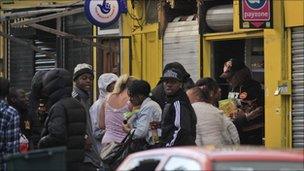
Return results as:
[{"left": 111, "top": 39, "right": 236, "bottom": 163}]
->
[{"left": 240, "top": 0, "right": 273, "bottom": 29}]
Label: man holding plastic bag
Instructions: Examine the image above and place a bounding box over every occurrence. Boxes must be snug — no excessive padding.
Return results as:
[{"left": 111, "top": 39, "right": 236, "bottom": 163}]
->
[{"left": 220, "top": 58, "right": 264, "bottom": 145}]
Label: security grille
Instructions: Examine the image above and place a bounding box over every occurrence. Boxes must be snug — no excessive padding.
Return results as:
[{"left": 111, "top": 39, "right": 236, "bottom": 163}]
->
[{"left": 291, "top": 27, "right": 304, "bottom": 148}]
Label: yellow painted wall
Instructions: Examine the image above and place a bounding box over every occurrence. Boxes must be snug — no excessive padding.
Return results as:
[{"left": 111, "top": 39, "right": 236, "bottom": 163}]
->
[
  {"left": 122, "top": 0, "right": 162, "bottom": 88},
  {"left": 284, "top": 0, "right": 304, "bottom": 27},
  {"left": 263, "top": 0, "right": 286, "bottom": 148}
]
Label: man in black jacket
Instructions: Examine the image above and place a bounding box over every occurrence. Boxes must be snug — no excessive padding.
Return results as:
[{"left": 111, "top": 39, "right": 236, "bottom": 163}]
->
[
  {"left": 38, "top": 68, "right": 87, "bottom": 171},
  {"left": 28, "top": 70, "right": 47, "bottom": 149},
  {"left": 151, "top": 62, "right": 194, "bottom": 110},
  {"left": 160, "top": 68, "right": 197, "bottom": 147},
  {"left": 72, "top": 63, "right": 102, "bottom": 170}
]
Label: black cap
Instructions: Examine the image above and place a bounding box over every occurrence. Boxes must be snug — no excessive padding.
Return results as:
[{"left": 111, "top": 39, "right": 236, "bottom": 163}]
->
[
  {"left": 220, "top": 58, "right": 246, "bottom": 79},
  {"left": 229, "top": 58, "right": 246, "bottom": 72},
  {"left": 161, "top": 68, "right": 183, "bottom": 82}
]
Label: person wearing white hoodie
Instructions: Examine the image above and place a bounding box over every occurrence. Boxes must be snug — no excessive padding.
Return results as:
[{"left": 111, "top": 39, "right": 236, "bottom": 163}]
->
[{"left": 89, "top": 73, "right": 118, "bottom": 153}]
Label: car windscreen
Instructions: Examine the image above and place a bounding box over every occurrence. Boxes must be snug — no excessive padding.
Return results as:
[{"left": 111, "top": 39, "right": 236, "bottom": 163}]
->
[{"left": 213, "top": 161, "right": 304, "bottom": 171}]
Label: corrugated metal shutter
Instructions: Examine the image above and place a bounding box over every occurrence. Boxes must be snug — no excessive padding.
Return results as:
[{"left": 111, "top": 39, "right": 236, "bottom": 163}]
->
[
  {"left": 34, "top": 40, "right": 56, "bottom": 72},
  {"left": 163, "top": 15, "right": 199, "bottom": 82},
  {"left": 292, "top": 27, "right": 304, "bottom": 148}
]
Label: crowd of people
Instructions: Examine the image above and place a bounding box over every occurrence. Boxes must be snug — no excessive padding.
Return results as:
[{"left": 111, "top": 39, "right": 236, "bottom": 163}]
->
[{"left": 0, "top": 59, "right": 264, "bottom": 171}]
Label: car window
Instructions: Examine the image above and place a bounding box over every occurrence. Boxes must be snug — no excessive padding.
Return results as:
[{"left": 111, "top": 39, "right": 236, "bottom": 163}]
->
[
  {"left": 122, "top": 155, "right": 163, "bottom": 171},
  {"left": 213, "top": 161, "right": 304, "bottom": 171},
  {"left": 164, "top": 156, "right": 201, "bottom": 171}
]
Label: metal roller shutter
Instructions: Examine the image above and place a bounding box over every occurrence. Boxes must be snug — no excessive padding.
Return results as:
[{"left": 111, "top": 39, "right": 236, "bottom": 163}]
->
[
  {"left": 163, "top": 15, "right": 199, "bottom": 82},
  {"left": 292, "top": 27, "right": 304, "bottom": 148}
]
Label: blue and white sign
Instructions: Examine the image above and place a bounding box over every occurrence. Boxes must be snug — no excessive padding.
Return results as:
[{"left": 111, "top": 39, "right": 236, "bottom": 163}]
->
[{"left": 84, "top": 0, "right": 127, "bottom": 28}]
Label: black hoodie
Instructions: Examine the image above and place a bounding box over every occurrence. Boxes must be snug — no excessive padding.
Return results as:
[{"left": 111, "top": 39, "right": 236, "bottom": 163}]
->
[
  {"left": 161, "top": 89, "right": 197, "bottom": 147},
  {"left": 38, "top": 68, "right": 87, "bottom": 164},
  {"left": 151, "top": 62, "right": 194, "bottom": 109}
]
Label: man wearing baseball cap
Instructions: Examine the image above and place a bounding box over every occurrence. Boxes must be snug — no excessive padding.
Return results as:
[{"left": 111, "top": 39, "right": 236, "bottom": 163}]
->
[
  {"left": 160, "top": 68, "right": 197, "bottom": 147},
  {"left": 72, "top": 63, "right": 102, "bottom": 169}
]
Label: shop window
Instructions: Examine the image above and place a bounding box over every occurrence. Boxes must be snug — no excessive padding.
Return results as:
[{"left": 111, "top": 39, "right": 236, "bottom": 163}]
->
[{"left": 245, "top": 39, "right": 264, "bottom": 87}]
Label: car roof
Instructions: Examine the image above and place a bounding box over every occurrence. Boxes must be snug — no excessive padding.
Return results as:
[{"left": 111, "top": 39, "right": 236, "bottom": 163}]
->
[{"left": 126, "top": 146, "right": 304, "bottom": 162}]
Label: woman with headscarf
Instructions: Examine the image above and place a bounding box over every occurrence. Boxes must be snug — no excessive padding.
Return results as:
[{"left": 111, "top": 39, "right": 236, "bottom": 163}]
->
[{"left": 89, "top": 73, "right": 118, "bottom": 152}]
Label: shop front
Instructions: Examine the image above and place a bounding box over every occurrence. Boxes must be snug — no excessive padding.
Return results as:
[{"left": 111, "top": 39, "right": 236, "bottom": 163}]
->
[{"left": 202, "top": 0, "right": 303, "bottom": 148}]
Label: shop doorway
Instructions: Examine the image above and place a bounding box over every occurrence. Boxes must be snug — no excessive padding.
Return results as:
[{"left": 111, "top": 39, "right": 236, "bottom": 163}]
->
[{"left": 211, "top": 38, "right": 264, "bottom": 99}]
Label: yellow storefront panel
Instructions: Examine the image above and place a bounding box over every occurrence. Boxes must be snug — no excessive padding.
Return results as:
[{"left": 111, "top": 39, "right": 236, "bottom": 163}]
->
[
  {"left": 264, "top": 0, "right": 287, "bottom": 148},
  {"left": 121, "top": 0, "right": 162, "bottom": 88},
  {"left": 284, "top": 0, "right": 304, "bottom": 27}
]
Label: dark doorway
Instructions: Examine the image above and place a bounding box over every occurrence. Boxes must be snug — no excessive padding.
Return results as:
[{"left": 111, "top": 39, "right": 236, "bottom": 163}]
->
[{"left": 212, "top": 40, "right": 245, "bottom": 99}]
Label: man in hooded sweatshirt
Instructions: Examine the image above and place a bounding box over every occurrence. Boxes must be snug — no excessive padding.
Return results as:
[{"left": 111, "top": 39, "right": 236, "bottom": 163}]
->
[
  {"left": 38, "top": 68, "right": 87, "bottom": 171},
  {"left": 72, "top": 63, "right": 102, "bottom": 170},
  {"left": 160, "top": 68, "right": 197, "bottom": 147},
  {"left": 28, "top": 70, "right": 47, "bottom": 149},
  {"left": 220, "top": 58, "right": 264, "bottom": 145},
  {"left": 89, "top": 73, "right": 118, "bottom": 153},
  {"left": 151, "top": 62, "right": 194, "bottom": 110}
]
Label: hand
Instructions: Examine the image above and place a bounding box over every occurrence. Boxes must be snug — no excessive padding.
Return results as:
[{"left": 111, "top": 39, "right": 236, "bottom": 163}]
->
[
  {"left": 84, "top": 135, "right": 92, "bottom": 151},
  {"left": 246, "top": 107, "right": 263, "bottom": 121},
  {"left": 223, "top": 61, "right": 232, "bottom": 73},
  {"left": 234, "top": 109, "right": 246, "bottom": 118},
  {"left": 122, "top": 123, "right": 132, "bottom": 133}
]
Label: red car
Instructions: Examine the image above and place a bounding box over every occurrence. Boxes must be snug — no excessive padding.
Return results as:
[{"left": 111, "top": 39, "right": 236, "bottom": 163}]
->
[{"left": 117, "top": 146, "right": 304, "bottom": 171}]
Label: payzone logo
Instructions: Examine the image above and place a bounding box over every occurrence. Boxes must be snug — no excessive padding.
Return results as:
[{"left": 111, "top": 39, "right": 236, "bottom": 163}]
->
[{"left": 245, "top": 0, "right": 267, "bottom": 10}]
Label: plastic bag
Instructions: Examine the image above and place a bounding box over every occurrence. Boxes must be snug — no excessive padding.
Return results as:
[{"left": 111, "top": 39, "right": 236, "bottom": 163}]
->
[
  {"left": 219, "top": 99, "right": 237, "bottom": 118},
  {"left": 19, "top": 134, "right": 29, "bottom": 153}
]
